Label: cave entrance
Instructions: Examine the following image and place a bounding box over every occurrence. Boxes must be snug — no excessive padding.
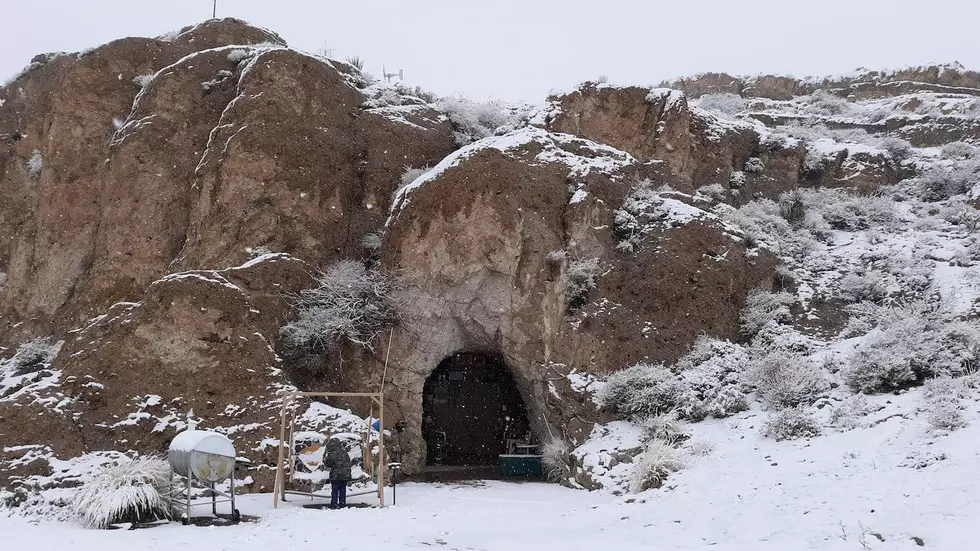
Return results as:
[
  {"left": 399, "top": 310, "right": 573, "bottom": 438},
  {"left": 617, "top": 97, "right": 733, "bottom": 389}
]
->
[{"left": 422, "top": 353, "right": 530, "bottom": 469}]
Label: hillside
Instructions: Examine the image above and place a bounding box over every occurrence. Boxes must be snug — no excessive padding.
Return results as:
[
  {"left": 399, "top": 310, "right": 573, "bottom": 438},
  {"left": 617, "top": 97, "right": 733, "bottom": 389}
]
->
[{"left": 2, "top": 18, "right": 980, "bottom": 549}]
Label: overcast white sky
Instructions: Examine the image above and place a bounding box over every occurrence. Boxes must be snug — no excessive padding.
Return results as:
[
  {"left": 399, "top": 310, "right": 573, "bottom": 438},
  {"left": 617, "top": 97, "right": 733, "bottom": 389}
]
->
[{"left": 3, "top": 1, "right": 978, "bottom": 102}]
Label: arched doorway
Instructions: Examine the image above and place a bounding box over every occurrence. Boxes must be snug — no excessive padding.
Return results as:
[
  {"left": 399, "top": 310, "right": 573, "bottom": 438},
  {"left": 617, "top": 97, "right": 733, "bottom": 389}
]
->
[{"left": 422, "top": 353, "right": 530, "bottom": 467}]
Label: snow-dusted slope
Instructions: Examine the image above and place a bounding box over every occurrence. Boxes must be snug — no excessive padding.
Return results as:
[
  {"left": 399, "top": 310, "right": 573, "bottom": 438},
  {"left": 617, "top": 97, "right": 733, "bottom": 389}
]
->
[{"left": 3, "top": 387, "right": 976, "bottom": 550}]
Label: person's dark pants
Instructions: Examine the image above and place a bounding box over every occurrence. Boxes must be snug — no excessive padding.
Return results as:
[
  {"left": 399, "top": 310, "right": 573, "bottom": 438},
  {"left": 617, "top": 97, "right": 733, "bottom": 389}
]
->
[{"left": 330, "top": 480, "right": 347, "bottom": 508}]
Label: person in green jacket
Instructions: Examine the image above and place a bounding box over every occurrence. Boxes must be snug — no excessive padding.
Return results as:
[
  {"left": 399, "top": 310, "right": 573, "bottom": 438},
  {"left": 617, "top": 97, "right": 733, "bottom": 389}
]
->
[{"left": 323, "top": 436, "right": 352, "bottom": 508}]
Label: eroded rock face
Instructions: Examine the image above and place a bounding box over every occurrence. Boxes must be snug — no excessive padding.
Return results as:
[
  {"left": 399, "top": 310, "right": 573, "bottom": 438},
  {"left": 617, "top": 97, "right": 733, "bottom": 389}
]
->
[
  {"left": 327, "top": 127, "right": 778, "bottom": 473},
  {"left": 541, "top": 84, "right": 805, "bottom": 201},
  {"left": 0, "top": 19, "right": 455, "bottom": 487},
  {"left": 539, "top": 83, "right": 905, "bottom": 203},
  {"left": 0, "top": 20, "right": 455, "bottom": 345},
  {"left": 0, "top": 254, "right": 311, "bottom": 489},
  {"left": 662, "top": 63, "right": 980, "bottom": 101}
]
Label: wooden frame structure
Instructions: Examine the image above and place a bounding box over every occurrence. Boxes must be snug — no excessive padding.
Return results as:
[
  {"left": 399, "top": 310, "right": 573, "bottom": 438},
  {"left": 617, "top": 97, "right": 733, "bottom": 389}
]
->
[{"left": 272, "top": 391, "right": 386, "bottom": 508}]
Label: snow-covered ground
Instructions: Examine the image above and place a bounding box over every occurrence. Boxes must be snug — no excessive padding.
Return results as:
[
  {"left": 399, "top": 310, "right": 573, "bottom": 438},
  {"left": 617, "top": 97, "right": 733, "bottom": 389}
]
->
[{"left": 5, "top": 384, "right": 977, "bottom": 550}]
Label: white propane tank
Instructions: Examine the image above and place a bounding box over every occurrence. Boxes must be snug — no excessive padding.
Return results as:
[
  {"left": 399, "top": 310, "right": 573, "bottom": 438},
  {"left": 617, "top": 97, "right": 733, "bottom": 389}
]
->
[{"left": 168, "top": 430, "right": 236, "bottom": 483}]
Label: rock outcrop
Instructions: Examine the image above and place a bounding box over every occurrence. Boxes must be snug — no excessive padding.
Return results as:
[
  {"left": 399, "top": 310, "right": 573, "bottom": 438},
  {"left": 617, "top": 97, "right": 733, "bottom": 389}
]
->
[
  {"left": 0, "top": 19, "right": 455, "bottom": 346},
  {"left": 3, "top": 20, "right": 976, "bottom": 487},
  {"left": 338, "top": 127, "right": 776, "bottom": 472}
]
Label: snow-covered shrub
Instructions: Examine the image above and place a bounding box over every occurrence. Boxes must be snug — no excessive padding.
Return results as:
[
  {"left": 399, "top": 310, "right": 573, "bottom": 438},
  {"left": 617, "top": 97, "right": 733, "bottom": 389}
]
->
[
  {"left": 281, "top": 260, "right": 399, "bottom": 350},
  {"left": 916, "top": 159, "right": 980, "bottom": 202},
  {"left": 940, "top": 141, "right": 978, "bottom": 160},
  {"left": 343, "top": 55, "right": 365, "bottom": 71},
  {"left": 361, "top": 232, "right": 382, "bottom": 255},
  {"left": 226, "top": 49, "right": 249, "bottom": 64},
  {"left": 400, "top": 165, "right": 428, "bottom": 187},
  {"left": 740, "top": 289, "right": 795, "bottom": 336},
  {"left": 541, "top": 438, "right": 574, "bottom": 483},
  {"left": 598, "top": 363, "right": 683, "bottom": 420},
  {"left": 937, "top": 199, "right": 980, "bottom": 230},
  {"left": 7, "top": 337, "right": 61, "bottom": 374},
  {"left": 71, "top": 456, "right": 176, "bottom": 529},
  {"left": 803, "top": 189, "right": 896, "bottom": 231},
  {"left": 829, "top": 394, "right": 875, "bottom": 430},
  {"left": 393, "top": 165, "right": 429, "bottom": 203},
  {"left": 751, "top": 350, "right": 827, "bottom": 409},
  {"left": 435, "top": 96, "right": 511, "bottom": 145},
  {"left": 743, "top": 157, "right": 765, "bottom": 173},
  {"left": 697, "top": 183, "right": 728, "bottom": 202},
  {"left": 838, "top": 272, "right": 887, "bottom": 303},
  {"left": 729, "top": 170, "right": 746, "bottom": 189},
  {"left": 922, "top": 377, "right": 968, "bottom": 431},
  {"left": 673, "top": 336, "right": 750, "bottom": 419},
  {"left": 707, "top": 386, "right": 749, "bottom": 418},
  {"left": 628, "top": 438, "right": 684, "bottom": 493},
  {"left": 27, "top": 149, "right": 43, "bottom": 179},
  {"left": 761, "top": 408, "right": 821, "bottom": 441},
  {"left": 844, "top": 301, "right": 980, "bottom": 393},
  {"left": 722, "top": 199, "right": 818, "bottom": 259},
  {"left": 683, "top": 438, "right": 715, "bottom": 457},
  {"left": 640, "top": 410, "right": 683, "bottom": 442},
  {"left": 566, "top": 257, "right": 599, "bottom": 309},
  {"left": 694, "top": 93, "right": 746, "bottom": 115},
  {"left": 132, "top": 74, "right": 154, "bottom": 88},
  {"left": 801, "top": 90, "right": 852, "bottom": 117},
  {"left": 1, "top": 487, "right": 31, "bottom": 509},
  {"left": 880, "top": 137, "right": 912, "bottom": 161},
  {"left": 245, "top": 245, "right": 272, "bottom": 259}
]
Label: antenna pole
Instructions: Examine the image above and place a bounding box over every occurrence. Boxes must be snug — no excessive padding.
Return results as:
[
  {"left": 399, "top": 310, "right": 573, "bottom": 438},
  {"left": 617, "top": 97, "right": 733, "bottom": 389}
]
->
[{"left": 212, "top": 0, "right": 217, "bottom": 18}]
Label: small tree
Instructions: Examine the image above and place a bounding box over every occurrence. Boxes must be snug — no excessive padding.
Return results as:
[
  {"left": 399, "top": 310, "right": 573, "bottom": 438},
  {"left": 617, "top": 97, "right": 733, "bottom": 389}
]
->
[{"left": 282, "top": 260, "right": 398, "bottom": 351}]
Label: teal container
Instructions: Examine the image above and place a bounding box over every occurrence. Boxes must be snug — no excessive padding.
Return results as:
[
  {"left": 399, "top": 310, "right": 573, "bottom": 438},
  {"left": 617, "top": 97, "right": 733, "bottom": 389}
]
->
[{"left": 499, "top": 454, "right": 544, "bottom": 477}]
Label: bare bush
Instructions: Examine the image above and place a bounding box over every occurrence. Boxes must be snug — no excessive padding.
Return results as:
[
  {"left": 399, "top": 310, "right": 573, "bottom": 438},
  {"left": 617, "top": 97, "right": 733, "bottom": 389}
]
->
[
  {"left": 940, "top": 141, "right": 978, "bottom": 160},
  {"left": 740, "top": 289, "right": 795, "bottom": 336},
  {"left": 751, "top": 350, "right": 827, "bottom": 409},
  {"left": 435, "top": 96, "right": 512, "bottom": 144},
  {"left": 566, "top": 257, "right": 600, "bottom": 309},
  {"left": 844, "top": 300, "right": 980, "bottom": 393},
  {"left": 838, "top": 272, "right": 887, "bottom": 303},
  {"left": 761, "top": 408, "right": 821, "bottom": 441},
  {"left": 694, "top": 93, "right": 746, "bottom": 116},
  {"left": 829, "top": 394, "right": 875, "bottom": 430},
  {"left": 628, "top": 438, "right": 684, "bottom": 493},
  {"left": 801, "top": 90, "right": 853, "bottom": 117},
  {"left": 744, "top": 157, "right": 765, "bottom": 173},
  {"left": 6, "top": 337, "right": 61, "bottom": 375},
  {"left": 343, "top": 55, "right": 365, "bottom": 71},
  {"left": 880, "top": 137, "right": 913, "bottom": 161},
  {"left": 916, "top": 159, "right": 980, "bottom": 202},
  {"left": 27, "top": 150, "right": 43, "bottom": 179},
  {"left": 598, "top": 363, "right": 683, "bottom": 420},
  {"left": 640, "top": 410, "right": 684, "bottom": 441},
  {"left": 71, "top": 456, "right": 176, "bottom": 529},
  {"left": 281, "top": 260, "right": 399, "bottom": 350},
  {"left": 541, "top": 438, "right": 574, "bottom": 483},
  {"left": 923, "top": 377, "right": 968, "bottom": 431}
]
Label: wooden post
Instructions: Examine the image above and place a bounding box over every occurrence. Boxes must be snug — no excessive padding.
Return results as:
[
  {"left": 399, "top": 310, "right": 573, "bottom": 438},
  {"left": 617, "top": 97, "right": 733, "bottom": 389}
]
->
[
  {"left": 286, "top": 410, "right": 297, "bottom": 484},
  {"left": 273, "top": 395, "right": 289, "bottom": 509},
  {"left": 378, "top": 394, "right": 385, "bottom": 507}
]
